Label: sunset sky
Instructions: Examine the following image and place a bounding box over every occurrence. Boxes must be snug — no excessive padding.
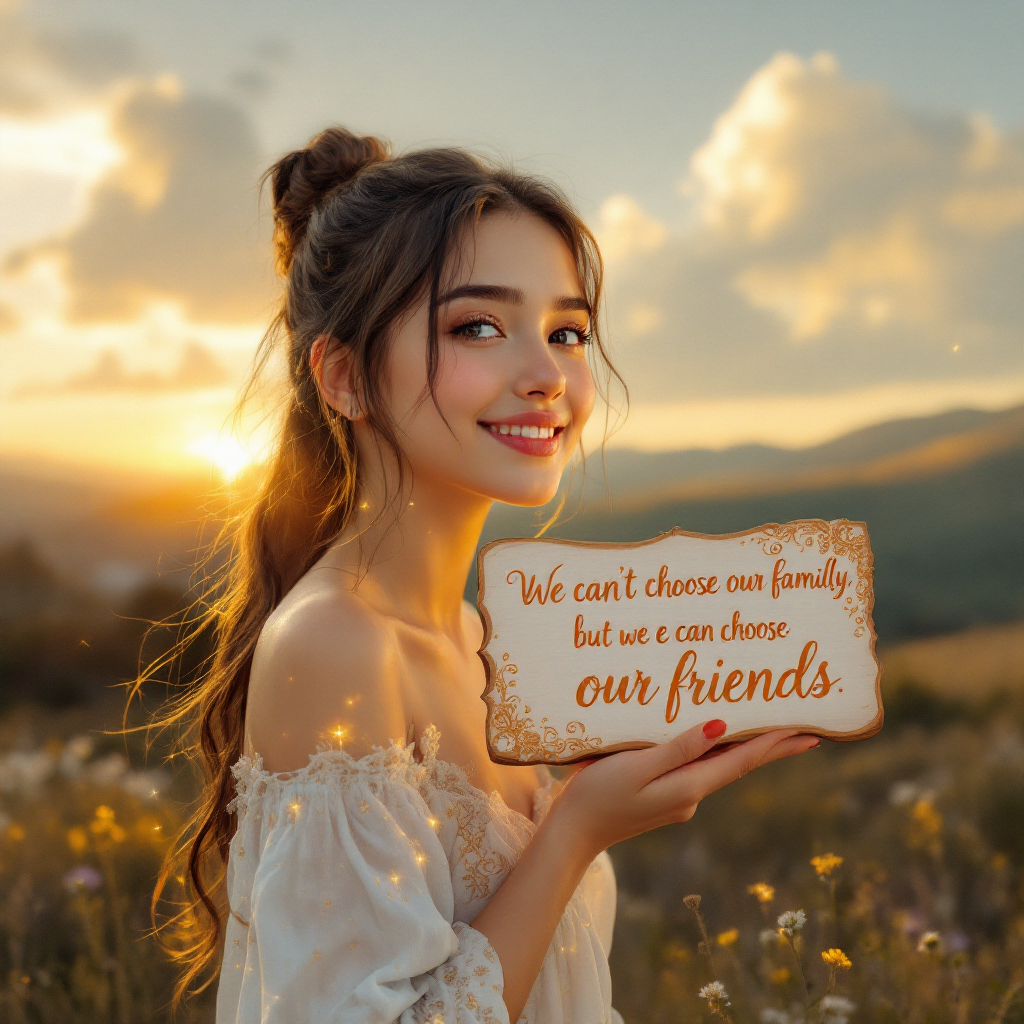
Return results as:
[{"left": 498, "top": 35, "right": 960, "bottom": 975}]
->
[{"left": 2, "top": 0, "right": 1023, "bottom": 479}]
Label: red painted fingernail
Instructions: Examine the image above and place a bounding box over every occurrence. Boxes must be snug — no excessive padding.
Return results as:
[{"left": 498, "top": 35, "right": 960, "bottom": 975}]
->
[{"left": 703, "top": 720, "right": 727, "bottom": 739}]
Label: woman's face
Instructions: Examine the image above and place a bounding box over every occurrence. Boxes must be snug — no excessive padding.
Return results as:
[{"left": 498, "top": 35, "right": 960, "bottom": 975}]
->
[{"left": 381, "top": 211, "right": 597, "bottom": 508}]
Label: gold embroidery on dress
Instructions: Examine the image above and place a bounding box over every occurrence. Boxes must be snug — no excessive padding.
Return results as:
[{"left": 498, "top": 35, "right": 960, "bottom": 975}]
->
[
  {"left": 445, "top": 798, "right": 514, "bottom": 902},
  {"left": 415, "top": 724, "right": 525, "bottom": 902}
]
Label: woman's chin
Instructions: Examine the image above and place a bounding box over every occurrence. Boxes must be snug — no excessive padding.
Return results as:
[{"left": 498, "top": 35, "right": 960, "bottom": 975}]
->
[{"left": 484, "top": 478, "right": 563, "bottom": 509}]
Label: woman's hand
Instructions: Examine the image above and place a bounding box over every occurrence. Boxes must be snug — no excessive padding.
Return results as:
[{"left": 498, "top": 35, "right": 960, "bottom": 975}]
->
[
  {"left": 472, "top": 721, "right": 817, "bottom": 1021},
  {"left": 549, "top": 721, "right": 818, "bottom": 860}
]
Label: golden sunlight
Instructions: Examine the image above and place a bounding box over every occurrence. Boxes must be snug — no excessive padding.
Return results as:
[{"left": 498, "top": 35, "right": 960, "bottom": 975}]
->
[
  {"left": 185, "top": 432, "right": 261, "bottom": 482},
  {"left": 0, "top": 109, "right": 123, "bottom": 180}
]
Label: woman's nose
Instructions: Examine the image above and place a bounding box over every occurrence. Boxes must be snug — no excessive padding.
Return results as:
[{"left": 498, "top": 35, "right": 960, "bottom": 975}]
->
[{"left": 512, "top": 336, "right": 566, "bottom": 401}]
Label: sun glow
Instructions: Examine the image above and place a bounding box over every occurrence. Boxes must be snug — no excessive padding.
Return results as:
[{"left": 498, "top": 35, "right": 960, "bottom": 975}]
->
[
  {"left": 185, "top": 432, "right": 262, "bottom": 481},
  {"left": 0, "top": 109, "right": 123, "bottom": 180}
]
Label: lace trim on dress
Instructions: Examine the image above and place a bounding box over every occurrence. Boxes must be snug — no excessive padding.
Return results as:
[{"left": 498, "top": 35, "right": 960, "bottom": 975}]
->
[
  {"left": 227, "top": 734, "right": 421, "bottom": 816},
  {"left": 228, "top": 724, "right": 549, "bottom": 832}
]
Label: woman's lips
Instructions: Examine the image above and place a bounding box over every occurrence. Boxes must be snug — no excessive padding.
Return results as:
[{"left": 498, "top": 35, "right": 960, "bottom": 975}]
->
[{"left": 479, "top": 421, "right": 564, "bottom": 457}]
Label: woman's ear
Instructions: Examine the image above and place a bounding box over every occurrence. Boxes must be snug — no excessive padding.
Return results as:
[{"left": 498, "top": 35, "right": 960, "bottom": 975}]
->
[{"left": 311, "top": 336, "right": 364, "bottom": 421}]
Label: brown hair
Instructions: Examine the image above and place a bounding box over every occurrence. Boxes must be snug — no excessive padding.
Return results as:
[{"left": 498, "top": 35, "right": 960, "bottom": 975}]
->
[{"left": 143, "top": 126, "right": 623, "bottom": 1001}]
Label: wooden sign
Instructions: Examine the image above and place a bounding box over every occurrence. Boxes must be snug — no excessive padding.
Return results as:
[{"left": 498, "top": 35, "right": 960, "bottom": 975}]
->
[{"left": 477, "top": 520, "right": 882, "bottom": 765}]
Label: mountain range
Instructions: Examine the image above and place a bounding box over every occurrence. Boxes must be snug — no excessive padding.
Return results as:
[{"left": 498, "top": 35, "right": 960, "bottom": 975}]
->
[
  {"left": 480, "top": 404, "right": 1024, "bottom": 642},
  {"left": 1, "top": 403, "right": 1021, "bottom": 644}
]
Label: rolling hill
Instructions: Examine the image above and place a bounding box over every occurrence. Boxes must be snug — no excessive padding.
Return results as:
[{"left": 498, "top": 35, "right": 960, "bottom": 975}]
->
[
  {"left": 0, "top": 403, "right": 1021, "bottom": 644},
  {"left": 478, "top": 404, "right": 1024, "bottom": 642}
]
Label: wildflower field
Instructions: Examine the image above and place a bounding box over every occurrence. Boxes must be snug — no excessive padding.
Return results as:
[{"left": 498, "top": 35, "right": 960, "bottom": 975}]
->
[
  {"left": 608, "top": 686, "right": 1024, "bottom": 1024},
  {"left": 0, "top": 542, "right": 1022, "bottom": 1022},
  {"left": 0, "top": 680, "right": 1019, "bottom": 1021},
  {"left": 0, "top": 712, "right": 214, "bottom": 1024}
]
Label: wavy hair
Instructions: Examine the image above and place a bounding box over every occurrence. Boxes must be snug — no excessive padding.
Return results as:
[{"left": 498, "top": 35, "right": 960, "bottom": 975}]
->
[{"left": 137, "top": 125, "right": 624, "bottom": 1002}]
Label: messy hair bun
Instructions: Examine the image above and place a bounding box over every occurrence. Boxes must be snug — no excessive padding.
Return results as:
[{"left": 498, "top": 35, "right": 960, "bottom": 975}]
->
[{"left": 267, "top": 126, "right": 390, "bottom": 274}]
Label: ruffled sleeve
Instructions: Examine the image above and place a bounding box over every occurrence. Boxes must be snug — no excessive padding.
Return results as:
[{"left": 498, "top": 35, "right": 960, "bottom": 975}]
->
[{"left": 216, "top": 747, "right": 509, "bottom": 1024}]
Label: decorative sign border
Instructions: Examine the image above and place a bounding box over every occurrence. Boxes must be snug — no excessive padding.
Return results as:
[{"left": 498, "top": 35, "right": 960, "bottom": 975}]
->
[{"left": 477, "top": 520, "right": 883, "bottom": 766}]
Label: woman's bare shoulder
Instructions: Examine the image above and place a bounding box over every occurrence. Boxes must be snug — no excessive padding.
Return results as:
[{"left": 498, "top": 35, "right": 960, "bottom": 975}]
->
[{"left": 246, "top": 578, "right": 408, "bottom": 773}]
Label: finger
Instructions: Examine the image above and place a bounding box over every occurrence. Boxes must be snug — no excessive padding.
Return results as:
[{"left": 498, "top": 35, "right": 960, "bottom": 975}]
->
[
  {"left": 693, "top": 741, "right": 743, "bottom": 762},
  {"left": 757, "top": 734, "right": 820, "bottom": 765},
  {"left": 661, "top": 728, "right": 803, "bottom": 799},
  {"left": 695, "top": 733, "right": 817, "bottom": 764},
  {"left": 635, "top": 719, "right": 729, "bottom": 782}
]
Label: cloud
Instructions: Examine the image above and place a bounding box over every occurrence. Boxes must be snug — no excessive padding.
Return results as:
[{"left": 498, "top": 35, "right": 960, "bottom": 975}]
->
[
  {"left": 604, "top": 52, "right": 1024, "bottom": 402},
  {"left": 37, "top": 27, "right": 142, "bottom": 89},
  {"left": 0, "top": 300, "right": 19, "bottom": 334},
  {"left": 229, "top": 69, "right": 275, "bottom": 101},
  {"left": 229, "top": 38, "right": 291, "bottom": 101},
  {"left": 14, "top": 340, "right": 230, "bottom": 397},
  {"left": 0, "top": 109, "right": 122, "bottom": 178},
  {"left": 594, "top": 194, "right": 667, "bottom": 263},
  {"left": 7, "top": 76, "right": 276, "bottom": 323},
  {"left": 0, "top": 3, "right": 142, "bottom": 114}
]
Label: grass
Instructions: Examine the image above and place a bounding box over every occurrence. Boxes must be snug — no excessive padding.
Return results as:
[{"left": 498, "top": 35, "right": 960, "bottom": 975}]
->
[
  {"left": 607, "top": 690, "right": 1024, "bottom": 1023},
  {"left": 0, "top": 684, "right": 1019, "bottom": 1021},
  {"left": 0, "top": 538, "right": 1021, "bottom": 1021},
  {"left": 0, "top": 729, "right": 213, "bottom": 1022}
]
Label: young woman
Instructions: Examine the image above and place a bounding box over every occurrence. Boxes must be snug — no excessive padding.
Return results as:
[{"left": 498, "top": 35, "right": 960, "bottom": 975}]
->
[{"left": 163, "top": 127, "right": 819, "bottom": 1024}]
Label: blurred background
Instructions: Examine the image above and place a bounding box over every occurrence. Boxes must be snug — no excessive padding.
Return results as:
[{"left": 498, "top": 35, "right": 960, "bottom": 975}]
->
[{"left": 0, "top": 1, "right": 1022, "bottom": 1021}]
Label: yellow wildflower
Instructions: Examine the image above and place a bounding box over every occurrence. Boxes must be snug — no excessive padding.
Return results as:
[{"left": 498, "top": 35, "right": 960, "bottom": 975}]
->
[
  {"left": 716, "top": 928, "right": 739, "bottom": 947},
  {"left": 90, "top": 806, "right": 117, "bottom": 836},
  {"left": 907, "top": 798, "right": 944, "bottom": 853},
  {"left": 747, "top": 882, "right": 775, "bottom": 903},
  {"left": 67, "top": 827, "right": 88, "bottom": 854},
  {"left": 769, "top": 968, "right": 791, "bottom": 984},
  {"left": 911, "top": 799, "right": 942, "bottom": 835},
  {"left": 821, "top": 948, "right": 852, "bottom": 969},
  {"left": 811, "top": 853, "right": 844, "bottom": 877},
  {"left": 88, "top": 805, "right": 127, "bottom": 845}
]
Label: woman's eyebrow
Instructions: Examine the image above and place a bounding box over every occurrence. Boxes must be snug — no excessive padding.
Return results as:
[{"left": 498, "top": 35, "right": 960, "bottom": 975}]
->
[
  {"left": 438, "top": 283, "right": 591, "bottom": 314},
  {"left": 439, "top": 284, "right": 524, "bottom": 305},
  {"left": 552, "top": 295, "right": 591, "bottom": 313}
]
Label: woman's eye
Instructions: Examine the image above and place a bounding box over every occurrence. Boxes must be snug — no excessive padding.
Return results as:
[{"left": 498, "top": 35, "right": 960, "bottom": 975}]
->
[
  {"left": 453, "top": 321, "right": 501, "bottom": 340},
  {"left": 550, "top": 327, "right": 590, "bottom": 347}
]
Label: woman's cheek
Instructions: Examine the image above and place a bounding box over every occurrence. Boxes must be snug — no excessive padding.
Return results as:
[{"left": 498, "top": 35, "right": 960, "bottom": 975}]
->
[
  {"left": 567, "top": 358, "right": 596, "bottom": 435},
  {"left": 437, "top": 350, "right": 505, "bottom": 417}
]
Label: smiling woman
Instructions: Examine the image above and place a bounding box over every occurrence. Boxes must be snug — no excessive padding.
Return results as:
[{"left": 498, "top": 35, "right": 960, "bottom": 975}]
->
[
  {"left": 306, "top": 207, "right": 600, "bottom": 515},
  {"left": 145, "top": 126, "right": 818, "bottom": 1024}
]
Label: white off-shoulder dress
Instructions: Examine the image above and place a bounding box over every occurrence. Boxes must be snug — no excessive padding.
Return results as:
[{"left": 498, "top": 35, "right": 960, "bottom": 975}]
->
[{"left": 216, "top": 725, "right": 623, "bottom": 1024}]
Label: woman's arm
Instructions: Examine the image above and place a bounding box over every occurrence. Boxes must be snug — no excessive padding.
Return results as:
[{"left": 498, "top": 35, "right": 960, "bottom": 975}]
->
[
  {"left": 248, "top": 588, "right": 817, "bottom": 1022},
  {"left": 471, "top": 722, "right": 818, "bottom": 1022}
]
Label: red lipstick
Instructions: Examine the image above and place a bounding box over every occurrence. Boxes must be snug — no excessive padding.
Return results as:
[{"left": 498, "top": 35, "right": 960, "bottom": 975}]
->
[{"left": 478, "top": 412, "right": 567, "bottom": 457}]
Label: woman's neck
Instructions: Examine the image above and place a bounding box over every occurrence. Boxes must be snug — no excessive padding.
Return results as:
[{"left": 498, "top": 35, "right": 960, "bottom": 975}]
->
[{"left": 324, "top": 464, "right": 493, "bottom": 637}]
